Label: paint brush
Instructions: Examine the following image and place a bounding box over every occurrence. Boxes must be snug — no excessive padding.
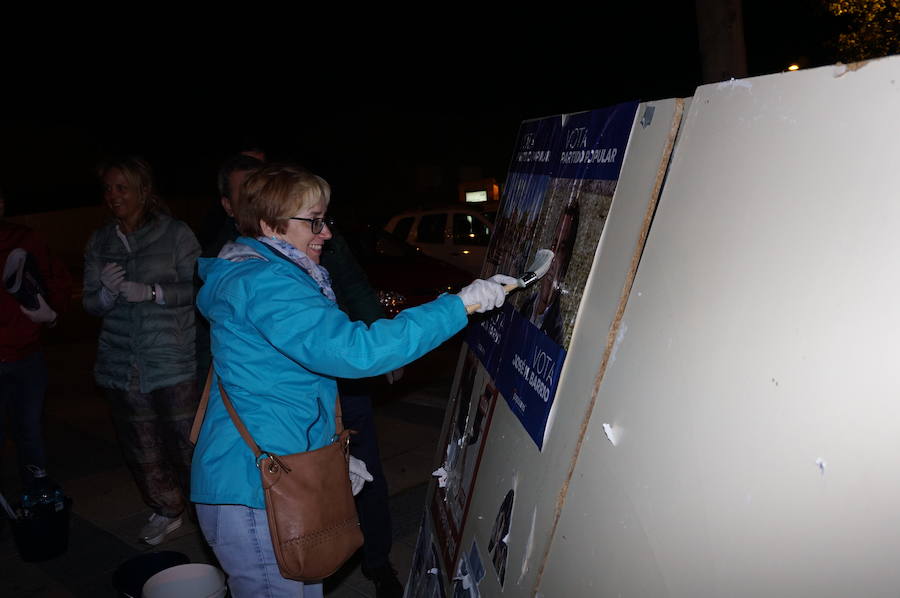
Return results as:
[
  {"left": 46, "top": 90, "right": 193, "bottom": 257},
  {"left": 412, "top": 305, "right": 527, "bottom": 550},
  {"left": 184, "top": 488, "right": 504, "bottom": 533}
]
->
[{"left": 467, "top": 249, "right": 555, "bottom": 314}]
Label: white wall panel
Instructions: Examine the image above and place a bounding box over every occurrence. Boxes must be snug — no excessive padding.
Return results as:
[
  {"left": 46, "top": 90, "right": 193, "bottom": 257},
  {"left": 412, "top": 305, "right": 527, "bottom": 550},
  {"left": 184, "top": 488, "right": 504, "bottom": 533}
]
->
[{"left": 539, "top": 57, "right": 900, "bottom": 597}]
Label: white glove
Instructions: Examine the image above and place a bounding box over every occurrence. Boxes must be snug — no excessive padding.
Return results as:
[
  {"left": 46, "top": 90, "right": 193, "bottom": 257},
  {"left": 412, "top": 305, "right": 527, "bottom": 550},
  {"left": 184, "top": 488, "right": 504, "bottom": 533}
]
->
[
  {"left": 348, "top": 455, "right": 374, "bottom": 496},
  {"left": 385, "top": 367, "right": 404, "bottom": 384},
  {"left": 20, "top": 294, "right": 57, "bottom": 324},
  {"left": 456, "top": 274, "right": 517, "bottom": 313},
  {"left": 487, "top": 274, "right": 519, "bottom": 287},
  {"left": 121, "top": 281, "right": 152, "bottom": 302},
  {"left": 100, "top": 263, "right": 126, "bottom": 294}
]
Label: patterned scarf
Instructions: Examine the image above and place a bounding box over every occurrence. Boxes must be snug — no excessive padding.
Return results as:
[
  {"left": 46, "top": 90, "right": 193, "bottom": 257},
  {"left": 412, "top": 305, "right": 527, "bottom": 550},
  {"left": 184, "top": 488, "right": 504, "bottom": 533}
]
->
[{"left": 258, "top": 237, "right": 337, "bottom": 303}]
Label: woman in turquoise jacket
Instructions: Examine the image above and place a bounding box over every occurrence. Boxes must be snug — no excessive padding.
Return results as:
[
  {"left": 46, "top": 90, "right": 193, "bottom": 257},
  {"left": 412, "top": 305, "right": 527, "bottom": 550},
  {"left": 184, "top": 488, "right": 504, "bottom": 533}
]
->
[{"left": 192, "top": 164, "right": 512, "bottom": 598}]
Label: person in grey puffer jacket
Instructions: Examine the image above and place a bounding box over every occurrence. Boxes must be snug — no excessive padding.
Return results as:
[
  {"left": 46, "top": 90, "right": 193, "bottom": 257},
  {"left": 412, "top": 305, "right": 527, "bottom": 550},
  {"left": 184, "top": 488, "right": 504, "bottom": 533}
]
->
[{"left": 83, "top": 157, "right": 201, "bottom": 546}]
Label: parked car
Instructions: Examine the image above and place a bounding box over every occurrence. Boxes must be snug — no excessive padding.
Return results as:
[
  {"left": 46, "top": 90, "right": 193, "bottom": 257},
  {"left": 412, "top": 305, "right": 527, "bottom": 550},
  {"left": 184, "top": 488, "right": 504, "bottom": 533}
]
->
[
  {"left": 384, "top": 206, "right": 495, "bottom": 275},
  {"left": 336, "top": 225, "right": 473, "bottom": 317}
]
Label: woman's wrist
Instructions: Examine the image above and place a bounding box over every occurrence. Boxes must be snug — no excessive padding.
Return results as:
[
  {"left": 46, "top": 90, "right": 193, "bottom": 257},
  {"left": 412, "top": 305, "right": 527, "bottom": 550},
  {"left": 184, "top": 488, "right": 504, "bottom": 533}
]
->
[{"left": 150, "top": 283, "right": 165, "bottom": 305}]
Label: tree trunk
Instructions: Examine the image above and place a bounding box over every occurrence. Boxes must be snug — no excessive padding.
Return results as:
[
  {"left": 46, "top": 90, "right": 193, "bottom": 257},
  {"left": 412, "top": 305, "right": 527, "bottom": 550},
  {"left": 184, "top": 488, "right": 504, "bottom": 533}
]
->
[{"left": 695, "top": 0, "right": 748, "bottom": 83}]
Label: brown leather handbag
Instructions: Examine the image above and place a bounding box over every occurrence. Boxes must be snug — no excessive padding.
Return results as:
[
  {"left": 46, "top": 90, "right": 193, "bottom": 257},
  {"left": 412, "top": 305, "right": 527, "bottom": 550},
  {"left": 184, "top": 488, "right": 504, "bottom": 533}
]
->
[{"left": 199, "top": 373, "right": 363, "bottom": 581}]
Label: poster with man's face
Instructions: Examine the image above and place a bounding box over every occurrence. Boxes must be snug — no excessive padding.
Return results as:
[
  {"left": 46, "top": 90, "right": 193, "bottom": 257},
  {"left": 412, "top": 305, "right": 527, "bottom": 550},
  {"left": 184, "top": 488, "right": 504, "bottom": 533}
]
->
[
  {"left": 483, "top": 110, "right": 628, "bottom": 351},
  {"left": 477, "top": 103, "right": 639, "bottom": 449}
]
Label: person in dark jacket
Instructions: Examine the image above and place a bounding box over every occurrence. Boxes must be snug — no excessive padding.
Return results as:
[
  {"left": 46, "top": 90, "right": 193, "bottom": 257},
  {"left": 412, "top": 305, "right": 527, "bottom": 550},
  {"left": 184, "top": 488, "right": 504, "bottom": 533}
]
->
[
  {"left": 195, "top": 153, "right": 266, "bottom": 379},
  {"left": 321, "top": 231, "right": 407, "bottom": 598},
  {"left": 201, "top": 153, "right": 265, "bottom": 259},
  {"left": 0, "top": 189, "right": 71, "bottom": 492},
  {"left": 83, "top": 157, "right": 201, "bottom": 546}
]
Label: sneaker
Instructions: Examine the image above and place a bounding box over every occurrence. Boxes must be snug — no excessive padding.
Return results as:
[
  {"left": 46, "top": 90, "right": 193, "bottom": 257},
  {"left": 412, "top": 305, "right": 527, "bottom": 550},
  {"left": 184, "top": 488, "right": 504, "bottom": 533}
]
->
[
  {"left": 363, "top": 564, "right": 404, "bottom": 598},
  {"left": 139, "top": 513, "right": 183, "bottom": 546}
]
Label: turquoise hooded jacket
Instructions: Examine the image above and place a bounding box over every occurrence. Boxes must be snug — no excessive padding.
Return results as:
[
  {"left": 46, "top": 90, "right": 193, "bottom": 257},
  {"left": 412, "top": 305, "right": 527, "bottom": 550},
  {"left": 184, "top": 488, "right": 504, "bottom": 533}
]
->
[{"left": 191, "top": 237, "right": 467, "bottom": 508}]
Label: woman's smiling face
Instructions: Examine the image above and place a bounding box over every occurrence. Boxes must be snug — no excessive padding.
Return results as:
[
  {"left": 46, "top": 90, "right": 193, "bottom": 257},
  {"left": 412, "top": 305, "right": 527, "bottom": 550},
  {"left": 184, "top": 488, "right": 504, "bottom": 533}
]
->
[
  {"left": 103, "top": 168, "right": 143, "bottom": 226},
  {"left": 280, "top": 198, "right": 332, "bottom": 263}
]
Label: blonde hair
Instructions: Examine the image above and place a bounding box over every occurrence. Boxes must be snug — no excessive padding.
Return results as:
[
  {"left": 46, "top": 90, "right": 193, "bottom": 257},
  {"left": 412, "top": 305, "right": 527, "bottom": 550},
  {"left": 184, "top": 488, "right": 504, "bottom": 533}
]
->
[
  {"left": 236, "top": 164, "right": 331, "bottom": 236},
  {"left": 97, "top": 156, "right": 166, "bottom": 221}
]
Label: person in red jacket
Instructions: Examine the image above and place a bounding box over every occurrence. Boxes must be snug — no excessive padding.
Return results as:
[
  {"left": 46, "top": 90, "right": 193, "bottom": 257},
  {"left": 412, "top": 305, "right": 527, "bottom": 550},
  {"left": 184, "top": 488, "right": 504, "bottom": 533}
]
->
[{"left": 0, "top": 189, "right": 72, "bottom": 492}]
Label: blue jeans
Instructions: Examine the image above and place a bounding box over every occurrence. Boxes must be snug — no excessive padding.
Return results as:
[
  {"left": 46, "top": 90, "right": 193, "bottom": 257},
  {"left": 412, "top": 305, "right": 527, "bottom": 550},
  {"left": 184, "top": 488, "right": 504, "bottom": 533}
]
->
[
  {"left": 0, "top": 352, "right": 48, "bottom": 487},
  {"left": 196, "top": 503, "right": 324, "bottom": 598}
]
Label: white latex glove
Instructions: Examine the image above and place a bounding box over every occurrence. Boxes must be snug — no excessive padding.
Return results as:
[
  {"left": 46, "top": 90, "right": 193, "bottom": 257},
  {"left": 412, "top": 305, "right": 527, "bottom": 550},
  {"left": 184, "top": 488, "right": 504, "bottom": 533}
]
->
[
  {"left": 20, "top": 294, "right": 57, "bottom": 324},
  {"left": 100, "top": 263, "right": 126, "bottom": 294},
  {"left": 385, "top": 367, "right": 404, "bottom": 384},
  {"left": 456, "top": 274, "right": 517, "bottom": 313},
  {"left": 348, "top": 455, "right": 374, "bottom": 496},
  {"left": 120, "top": 281, "right": 152, "bottom": 302}
]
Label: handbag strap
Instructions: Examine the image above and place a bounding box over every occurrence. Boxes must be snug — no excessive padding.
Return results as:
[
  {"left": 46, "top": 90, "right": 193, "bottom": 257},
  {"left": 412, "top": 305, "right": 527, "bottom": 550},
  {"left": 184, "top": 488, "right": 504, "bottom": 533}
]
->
[
  {"left": 334, "top": 392, "right": 344, "bottom": 434},
  {"left": 218, "top": 379, "right": 265, "bottom": 458},
  {"left": 189, "top": 366, "right": 215, "bottom": 445}
]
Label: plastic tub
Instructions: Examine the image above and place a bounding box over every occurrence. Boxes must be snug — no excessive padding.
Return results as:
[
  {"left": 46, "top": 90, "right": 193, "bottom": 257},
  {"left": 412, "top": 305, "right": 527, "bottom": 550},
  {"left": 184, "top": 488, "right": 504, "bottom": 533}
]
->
[
  {"left": 112, "top": 550, "right": 190, "bottom": 598},
  {"left": 142, "top": 563, "right": 227, "bottom": 598}
]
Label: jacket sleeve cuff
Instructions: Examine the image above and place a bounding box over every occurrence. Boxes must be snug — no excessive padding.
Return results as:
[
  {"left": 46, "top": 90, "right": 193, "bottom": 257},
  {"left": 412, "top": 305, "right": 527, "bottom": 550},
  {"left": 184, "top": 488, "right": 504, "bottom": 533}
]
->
[
  {"left": 154, "top": 283, "right": 166, "bottom": 305},
  {"left": 98, "top": 286, "right": 117, "bottom": 310}
]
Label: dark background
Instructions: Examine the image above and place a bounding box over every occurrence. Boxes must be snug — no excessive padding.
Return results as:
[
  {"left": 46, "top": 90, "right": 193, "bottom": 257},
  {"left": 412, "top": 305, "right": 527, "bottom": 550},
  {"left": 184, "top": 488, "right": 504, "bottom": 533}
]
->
[{"left": 0, "top": 1, "right": 841, "bottom": 226}]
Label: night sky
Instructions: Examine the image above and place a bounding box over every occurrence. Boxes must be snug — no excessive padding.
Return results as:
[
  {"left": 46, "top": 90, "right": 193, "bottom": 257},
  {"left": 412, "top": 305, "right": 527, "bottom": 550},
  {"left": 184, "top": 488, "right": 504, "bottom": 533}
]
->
[{"left": 0, "top": 1, "right": 839, "bottom": 225}]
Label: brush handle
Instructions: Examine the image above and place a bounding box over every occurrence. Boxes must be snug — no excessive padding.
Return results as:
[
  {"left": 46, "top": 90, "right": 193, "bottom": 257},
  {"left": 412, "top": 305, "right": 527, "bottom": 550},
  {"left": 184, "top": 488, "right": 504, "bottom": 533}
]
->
[{"left": 465, "top": 283, "right": 519, "bottom": 315}]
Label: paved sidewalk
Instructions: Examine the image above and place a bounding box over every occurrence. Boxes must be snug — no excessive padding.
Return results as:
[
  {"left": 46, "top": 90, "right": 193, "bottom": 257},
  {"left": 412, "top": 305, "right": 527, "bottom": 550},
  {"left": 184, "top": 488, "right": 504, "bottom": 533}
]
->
[{"left": 1, "top": 333, "right": 459, "bottom": 597}]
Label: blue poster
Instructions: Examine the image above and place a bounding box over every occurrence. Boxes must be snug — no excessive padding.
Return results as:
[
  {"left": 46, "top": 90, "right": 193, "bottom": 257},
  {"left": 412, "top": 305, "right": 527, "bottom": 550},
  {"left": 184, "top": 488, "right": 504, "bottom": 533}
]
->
[
  {"left": 509, "top": 116, "right": 563, "bottom": 176},
  {"left": 469, "top": 101, "right": 638, "bottom": 449},
  {"left": 557, "top": 103, "right": 637, "bottom": 181},
  {"left": 484, "top": 116, "right": 561, "bottom": 278},
  {"left": 493, "top": 311, "right": 567, "bottom": 448},
  {"left": 464, "top": 304, "right": 513, "bottom": 379}
]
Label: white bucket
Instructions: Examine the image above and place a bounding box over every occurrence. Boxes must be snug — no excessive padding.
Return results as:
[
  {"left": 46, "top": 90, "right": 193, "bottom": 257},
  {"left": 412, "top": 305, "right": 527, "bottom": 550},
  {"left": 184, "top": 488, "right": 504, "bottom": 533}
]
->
[{"left": 141, "top": 563, "right": 226, "bottom": 598}]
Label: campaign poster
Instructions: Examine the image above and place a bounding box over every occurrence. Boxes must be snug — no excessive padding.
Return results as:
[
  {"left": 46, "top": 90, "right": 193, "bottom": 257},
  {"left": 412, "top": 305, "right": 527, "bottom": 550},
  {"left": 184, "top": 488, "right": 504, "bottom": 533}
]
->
[
  {"left": 475, "top": 102, "right": 638, "bottom": 448},
  {"left": 487, "top": 488, "right": 515, "bottom": 588},
  {"left": 464, "top": 300, "right": 511, "bottom": 379},
  {"left": 492, "top": 307, "right": 567, "bottom": 447},
  {"left": 484, "top": 170, "right": 552, "bottom": 281},
  {"left": 432, "top": 353, "right": 500, "bottom": 570},
  {"left": 451, "top": 540, "right": 486, "bottom": 598},
  {"left": 407, "top": 511, "right": 448, "bottom": 598},
  {"left": 484, "top": 115, "right": 560, "bottom": 281}
]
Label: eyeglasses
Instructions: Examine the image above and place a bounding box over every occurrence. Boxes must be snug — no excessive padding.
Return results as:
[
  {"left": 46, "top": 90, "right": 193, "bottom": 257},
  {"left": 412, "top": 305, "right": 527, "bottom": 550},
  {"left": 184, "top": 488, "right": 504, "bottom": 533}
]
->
[{"left": 289, "top": 217, "right": 334, "bottom": 234}]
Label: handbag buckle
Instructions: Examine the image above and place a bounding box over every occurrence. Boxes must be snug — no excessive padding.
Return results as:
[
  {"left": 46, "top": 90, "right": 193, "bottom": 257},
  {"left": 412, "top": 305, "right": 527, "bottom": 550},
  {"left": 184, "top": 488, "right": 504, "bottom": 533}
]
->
[{"left": 257, "top": 452, "right": 292, "bottom": 474}]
